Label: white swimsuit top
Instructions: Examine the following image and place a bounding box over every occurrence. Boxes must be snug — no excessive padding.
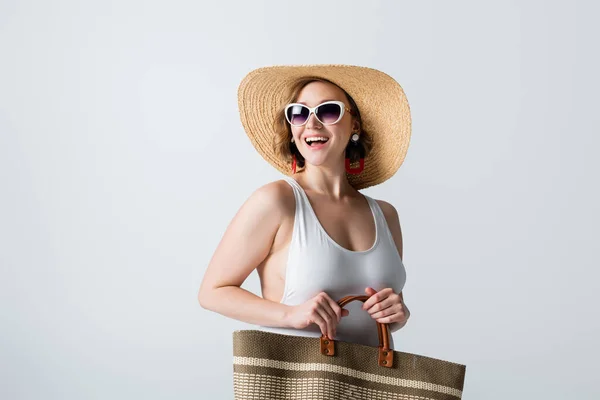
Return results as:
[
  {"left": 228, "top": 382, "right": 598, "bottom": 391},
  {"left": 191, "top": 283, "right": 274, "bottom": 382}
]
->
[{"left": 257, "top": 176, "right": 407, "bottom": 348}]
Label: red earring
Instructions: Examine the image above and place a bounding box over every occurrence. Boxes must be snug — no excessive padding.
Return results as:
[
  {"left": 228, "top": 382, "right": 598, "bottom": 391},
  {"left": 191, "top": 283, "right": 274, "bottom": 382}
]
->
[
  {"left": 345, "top": 157, "right": 365, "bottom": 174},
  {"left": 345, "top": 131, "right": 364, "bottom": 174},
  {"left": 292, "top": 154, "right": 297, "bottom": 174}
]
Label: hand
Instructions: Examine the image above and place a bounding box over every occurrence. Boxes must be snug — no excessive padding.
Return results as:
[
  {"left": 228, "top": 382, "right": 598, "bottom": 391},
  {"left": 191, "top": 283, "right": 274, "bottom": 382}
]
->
[
  {"left": 284, "top": 292, "right": 349, "bottom": 339},
  {"left": 362, "top": 287, "right": 410, "bottom": 327}
]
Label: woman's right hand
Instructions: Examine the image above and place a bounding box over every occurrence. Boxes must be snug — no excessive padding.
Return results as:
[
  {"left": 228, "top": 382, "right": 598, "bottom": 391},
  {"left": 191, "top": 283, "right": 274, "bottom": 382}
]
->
[{"left": 284, "top": 292, "right": 350, "bottom": 339}]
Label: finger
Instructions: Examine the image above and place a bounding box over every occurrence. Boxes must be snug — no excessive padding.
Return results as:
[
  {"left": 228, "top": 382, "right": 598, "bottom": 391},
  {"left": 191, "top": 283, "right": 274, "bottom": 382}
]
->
[
  {"left": 365, "top": 287, "right": 377, "bottom": 296},
  {"left": 366, "top": 296, "right": 396, "bottom": 315},
  {"left": 315, "top": 304, "right": 335, "bottom": 339},
  {"left": 362, "top": 288, "right": 378, "bottom": 310},
  {"left": 371, "top": 304, "right": 402, "bottom": 319},
  {"left": 362, "top": 288, "right": 393, "bottom": 310},
  {"left": 377, "top": 307, "right": 410, "bottom": 325},
  {"left": 322, "top": 307, "right": 337, "bottom": 339},
  {"left": 316, "top": 293, "right": 338, "bottom": 337},
  {"left": 322, "top": 294, "right": 342, "bottom": 323},
  {"left": 321, "top": 302, "right": 340, "bottom": 337},
  {"left": 311, "top": 309, "right": 328, "bottom": 337},
  {"left": 376, "top": 315, "right": 399, "bottom": 324},
  {"left": 317, "top": 293, "right": 339, "bottom": 323}
]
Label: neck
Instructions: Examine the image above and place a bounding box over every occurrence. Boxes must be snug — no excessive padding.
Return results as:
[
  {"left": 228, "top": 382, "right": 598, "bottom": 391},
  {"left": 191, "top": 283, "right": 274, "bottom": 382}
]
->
[{"left": 297, "top": 158, "right": 355, "bottom": 199}]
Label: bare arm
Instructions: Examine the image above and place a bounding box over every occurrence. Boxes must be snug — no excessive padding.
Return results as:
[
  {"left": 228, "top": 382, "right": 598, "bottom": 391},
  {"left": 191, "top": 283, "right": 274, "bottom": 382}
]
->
[
  {"left": 197, "top": 181, "right": 294, "bottom": 328},
  {"left": 376, "top": 200, "right": 410, "bottom": 333}
]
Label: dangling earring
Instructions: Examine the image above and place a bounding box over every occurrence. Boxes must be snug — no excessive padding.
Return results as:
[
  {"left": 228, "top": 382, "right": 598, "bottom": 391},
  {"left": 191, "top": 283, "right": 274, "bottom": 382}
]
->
[
  {"left": 345, "top": 157, "right": 364, "bottom": 174},
  {"left": 291, "top": 137, "right": 297, "bottom": 174},
  {"left": 345, "top": 132, "right": 365, "bottom": 174}
]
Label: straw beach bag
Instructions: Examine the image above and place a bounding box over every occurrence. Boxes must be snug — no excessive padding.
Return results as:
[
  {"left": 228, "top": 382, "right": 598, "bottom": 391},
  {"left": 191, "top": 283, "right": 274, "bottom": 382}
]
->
[{"left": 233, "top": 295, "right": 466, "bottom": 399}]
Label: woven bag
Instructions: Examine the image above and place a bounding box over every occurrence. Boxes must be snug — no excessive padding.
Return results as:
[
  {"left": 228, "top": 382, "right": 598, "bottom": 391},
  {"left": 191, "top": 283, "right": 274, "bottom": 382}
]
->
[{"left": 233, "top": 295, "right": 466, "bottom": 399}]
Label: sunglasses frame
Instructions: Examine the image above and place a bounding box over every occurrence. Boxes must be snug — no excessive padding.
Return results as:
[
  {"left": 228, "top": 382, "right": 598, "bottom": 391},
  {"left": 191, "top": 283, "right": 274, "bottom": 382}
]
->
[{"left": 284, "top": 100, "right": 355, "bottom": 127}]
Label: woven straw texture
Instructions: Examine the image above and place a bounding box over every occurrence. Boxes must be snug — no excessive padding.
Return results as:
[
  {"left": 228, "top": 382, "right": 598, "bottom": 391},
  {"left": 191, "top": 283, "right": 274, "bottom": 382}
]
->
[
  {"left": 233, "top": 330, "right": 466, "bottom": 400},
  {"left": 237, "top": 64, "right": 412, "bottom": 190}
]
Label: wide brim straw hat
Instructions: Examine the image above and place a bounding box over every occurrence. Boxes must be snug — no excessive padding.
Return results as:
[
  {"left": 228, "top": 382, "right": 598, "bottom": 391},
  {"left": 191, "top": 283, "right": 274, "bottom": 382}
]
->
[{"left": 237, "top": 64, "right": 411, "bottom": 190}]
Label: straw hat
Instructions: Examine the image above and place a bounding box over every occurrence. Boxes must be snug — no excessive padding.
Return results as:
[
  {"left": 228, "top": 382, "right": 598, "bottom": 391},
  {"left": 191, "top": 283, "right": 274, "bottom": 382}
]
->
[{"left": 237, "top": 64, "right": 411, "bottom": 190}]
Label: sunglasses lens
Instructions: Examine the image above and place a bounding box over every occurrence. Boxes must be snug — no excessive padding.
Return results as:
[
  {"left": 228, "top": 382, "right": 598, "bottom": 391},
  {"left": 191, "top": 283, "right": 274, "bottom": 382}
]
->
[
  {"left": 286, "top": 105, "right": 309, "bottom": 126},
  {"left": 316, "top": 103, "right": 342, "bottom": 124}
]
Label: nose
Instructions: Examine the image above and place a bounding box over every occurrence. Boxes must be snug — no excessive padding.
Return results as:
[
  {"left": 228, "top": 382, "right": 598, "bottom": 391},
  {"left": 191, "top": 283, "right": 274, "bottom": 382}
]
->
[{"left": 305, "top": 112, "right": 322, "bottom": 129}]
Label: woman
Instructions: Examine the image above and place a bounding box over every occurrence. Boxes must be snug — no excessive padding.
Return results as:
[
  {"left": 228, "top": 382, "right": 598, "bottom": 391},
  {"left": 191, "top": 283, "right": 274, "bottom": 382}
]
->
[{"left": 198, "top": 65, "right": 412, "bottom": 348}]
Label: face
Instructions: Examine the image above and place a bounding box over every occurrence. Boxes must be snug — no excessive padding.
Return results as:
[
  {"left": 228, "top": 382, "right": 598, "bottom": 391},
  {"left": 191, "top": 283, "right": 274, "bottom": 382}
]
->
[{"left": 289, "top": 81, "right": 359, "bottom": 169}]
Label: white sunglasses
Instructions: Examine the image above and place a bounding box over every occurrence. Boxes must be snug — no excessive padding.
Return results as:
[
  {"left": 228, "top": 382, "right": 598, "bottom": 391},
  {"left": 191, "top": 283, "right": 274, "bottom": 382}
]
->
[{"left": 284, "top": 100, "right": 355, "bottom": 127}]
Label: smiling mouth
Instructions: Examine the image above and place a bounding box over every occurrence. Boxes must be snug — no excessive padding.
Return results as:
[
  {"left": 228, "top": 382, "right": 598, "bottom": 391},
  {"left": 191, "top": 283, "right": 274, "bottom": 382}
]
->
[{"left": 305, "top": 137, "right": 330, "bottom": 147}]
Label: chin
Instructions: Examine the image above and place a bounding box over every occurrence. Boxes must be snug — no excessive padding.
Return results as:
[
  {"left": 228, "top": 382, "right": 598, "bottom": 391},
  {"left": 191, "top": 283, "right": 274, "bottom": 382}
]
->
[
  {"left": 299, "top": 144, "right": 343, "bottom": 168},
  {"left": 303, "top": 158, "right": 324, "bottom": 167},
  {"left": 303, "top": 156, "right": 342, "bottom": 170},
  {"left": 300, "top": 153, "right": 327, "bottom": 166}
]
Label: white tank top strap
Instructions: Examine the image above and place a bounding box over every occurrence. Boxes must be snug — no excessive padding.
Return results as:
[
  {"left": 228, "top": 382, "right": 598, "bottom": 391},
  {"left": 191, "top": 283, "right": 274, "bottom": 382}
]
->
[
  {"left": 281, "top": 175, "right": 303, "bottom": 201},
  {"left": 362, "top": 194, "right": 397, "bottom": 254},
  {"left": 281, "top": 176, "right": 313, "bottom": 248}
]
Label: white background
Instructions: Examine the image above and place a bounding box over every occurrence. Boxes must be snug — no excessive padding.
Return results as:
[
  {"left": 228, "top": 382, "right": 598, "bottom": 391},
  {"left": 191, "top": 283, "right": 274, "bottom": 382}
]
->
[{"left": 1, "top": 0, "right": 599, "bottom": 398}]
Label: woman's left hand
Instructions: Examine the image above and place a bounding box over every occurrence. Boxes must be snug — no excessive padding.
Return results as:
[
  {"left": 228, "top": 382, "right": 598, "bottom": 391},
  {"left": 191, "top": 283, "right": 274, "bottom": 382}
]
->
[{"left": 362, "top": 287, "right": 410, "bottom": 327}]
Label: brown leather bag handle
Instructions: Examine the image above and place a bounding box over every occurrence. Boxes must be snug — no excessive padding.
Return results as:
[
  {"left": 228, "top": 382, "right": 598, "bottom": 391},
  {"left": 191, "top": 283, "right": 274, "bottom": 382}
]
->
[{"left": 320, "top": 295, "right": 394, "bottom": 368}]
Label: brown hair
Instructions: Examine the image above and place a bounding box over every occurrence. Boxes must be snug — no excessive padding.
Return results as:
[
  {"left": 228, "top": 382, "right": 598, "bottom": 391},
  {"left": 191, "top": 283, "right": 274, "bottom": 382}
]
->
[{"left": 272, "top": 77, "right": 373, "bottom": 171}]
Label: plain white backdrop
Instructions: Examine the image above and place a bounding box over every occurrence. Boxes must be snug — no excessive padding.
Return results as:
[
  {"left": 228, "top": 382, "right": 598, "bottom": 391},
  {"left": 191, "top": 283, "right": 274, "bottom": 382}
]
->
[{"left": 1, "top": 0, "right": 598, "bottom": 398}]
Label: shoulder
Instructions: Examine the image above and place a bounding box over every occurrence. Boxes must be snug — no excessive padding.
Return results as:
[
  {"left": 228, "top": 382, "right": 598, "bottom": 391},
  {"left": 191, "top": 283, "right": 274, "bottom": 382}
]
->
[
  {"left": 374, "top": 199, "right": 403, "bottom": 258},
  {"left": 374, "top": 199, "right": 400, "bottom": 221},
  {"left": 243, "top": 179, "right": 295, "bottom": 220}
]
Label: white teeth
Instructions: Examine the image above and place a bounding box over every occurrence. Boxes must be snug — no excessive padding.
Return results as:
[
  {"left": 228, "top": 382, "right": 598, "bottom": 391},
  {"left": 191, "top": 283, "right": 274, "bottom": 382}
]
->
[{"left": 305, "top": 137, "right": 329, "bottom": 143}]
